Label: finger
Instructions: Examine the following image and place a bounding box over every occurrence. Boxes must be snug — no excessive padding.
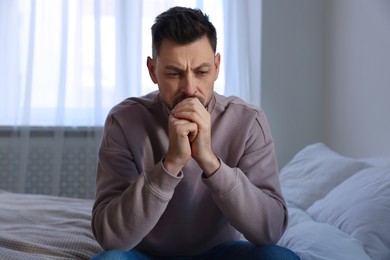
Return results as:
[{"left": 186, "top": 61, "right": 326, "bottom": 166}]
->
[
  {"left": 187, "top": 123, "right": 198, "bottom": 142},
  {"left": 169, "top": 115, "right": 198, "bottom": 140},
  {"left": 172, "top": 100, "right": 208, "bottom": 125},
  {"left": 171, "top": 97, "right": 203, "bottom": 113}
]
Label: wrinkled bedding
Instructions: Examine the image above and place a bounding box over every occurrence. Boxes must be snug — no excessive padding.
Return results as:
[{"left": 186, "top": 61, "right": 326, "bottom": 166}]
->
[{"left": 0, "top": 191, "right": 102, "bottom": 259}]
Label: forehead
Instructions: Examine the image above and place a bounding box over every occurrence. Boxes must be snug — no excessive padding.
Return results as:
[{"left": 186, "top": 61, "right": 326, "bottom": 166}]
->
[{"left": 156, "top": 37, "right": 215, "bottom": 66}]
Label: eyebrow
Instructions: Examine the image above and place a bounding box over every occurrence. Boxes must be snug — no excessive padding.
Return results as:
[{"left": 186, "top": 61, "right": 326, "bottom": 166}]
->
[{"left": 164, "top": 63, "right": 212, "bottom": 71}]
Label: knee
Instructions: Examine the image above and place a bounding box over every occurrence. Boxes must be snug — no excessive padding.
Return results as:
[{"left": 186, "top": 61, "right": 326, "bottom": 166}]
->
[
  {"left": 90, "top": 249, "right": 132, "bottom": 260},
  {"left": 252, "top": 245, "right": 300, "bottom": 260}
]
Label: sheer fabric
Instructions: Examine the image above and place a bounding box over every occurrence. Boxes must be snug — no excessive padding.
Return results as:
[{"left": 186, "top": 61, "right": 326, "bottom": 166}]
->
[{"left": 0, "top": 0, "right": 261, "bottom": 197}]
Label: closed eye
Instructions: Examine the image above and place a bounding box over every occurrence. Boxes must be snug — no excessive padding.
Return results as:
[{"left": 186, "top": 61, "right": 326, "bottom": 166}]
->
[
  {"left": 196, "top": 70, "right": 209, "bottom": 76},
  {"left": 166, "top": 72, "right": 181, "bottom": 77}
]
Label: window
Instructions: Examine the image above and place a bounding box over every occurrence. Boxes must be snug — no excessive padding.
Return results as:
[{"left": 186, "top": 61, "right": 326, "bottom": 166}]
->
[{"left": 0, "top": 0, "right": 224, "bottom": 126}]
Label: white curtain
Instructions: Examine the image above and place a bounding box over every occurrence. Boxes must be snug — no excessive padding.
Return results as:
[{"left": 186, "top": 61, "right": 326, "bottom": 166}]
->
[
  {"left": 0, "top": 0, "right": 261, "bottom": 198},
  {"left": 223, "top": 0, "right": 262, "bottom": 106}
]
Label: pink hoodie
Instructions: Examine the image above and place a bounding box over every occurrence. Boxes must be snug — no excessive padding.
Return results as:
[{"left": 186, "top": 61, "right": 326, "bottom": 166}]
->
[{"left": 92, "top": 91, "right": 287, "bottom": 256}]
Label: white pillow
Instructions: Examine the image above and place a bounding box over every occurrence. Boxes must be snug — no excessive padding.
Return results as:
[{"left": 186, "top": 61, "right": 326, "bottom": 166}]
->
[
  {"left": 279, "top": 143, "right": 370, "bottom": 210},
  {"left": 278, "top": 221, "right": 371, "bottom": 260},
  {"left": 285, "top": 205, "right": 314, "bottom": 228},
  {"left": 362, "top": 156, "right": 390, "bottom": 169},
  {"left": 307, "top": 167, "right": 390, "bottom": 260}
]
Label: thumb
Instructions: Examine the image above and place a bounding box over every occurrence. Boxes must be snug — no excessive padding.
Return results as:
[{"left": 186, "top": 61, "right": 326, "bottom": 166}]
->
[{"left": 187, "top": 123, "right": 198, "bottom": 143}]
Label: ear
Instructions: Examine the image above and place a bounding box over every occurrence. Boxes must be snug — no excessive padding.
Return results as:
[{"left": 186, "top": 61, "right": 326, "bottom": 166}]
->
[
  {"left": 147, "top": 56, "right": 158, "bottom": 84},
  {"left": 213, "top": 53, "right": 221, "bottom": 81}
]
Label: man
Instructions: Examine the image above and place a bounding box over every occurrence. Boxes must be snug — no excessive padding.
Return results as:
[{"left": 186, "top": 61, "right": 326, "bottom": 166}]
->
[{"left": 91, "top": 6, "right": 299, "bottom": 259}]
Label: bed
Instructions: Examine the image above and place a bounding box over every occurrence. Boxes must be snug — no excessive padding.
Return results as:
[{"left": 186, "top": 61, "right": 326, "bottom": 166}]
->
[{"left": 1, "top": 143, "right": 389, "bottom": 259}]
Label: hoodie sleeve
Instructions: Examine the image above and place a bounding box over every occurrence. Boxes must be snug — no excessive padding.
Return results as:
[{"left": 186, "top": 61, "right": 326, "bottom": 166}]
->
[
  {"left": 203, "top": 109, "right": 288, "bottom": 245},
  {"left": 91, "top": 114, "right": 182, "bottom": 250}
]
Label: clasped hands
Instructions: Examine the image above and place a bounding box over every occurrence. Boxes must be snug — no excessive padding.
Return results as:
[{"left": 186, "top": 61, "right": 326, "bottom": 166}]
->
[{"left": 164, "top": 97, "right": 220, "bottom": 177}]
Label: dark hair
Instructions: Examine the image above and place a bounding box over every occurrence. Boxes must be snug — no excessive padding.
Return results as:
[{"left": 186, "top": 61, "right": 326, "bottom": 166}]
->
[{"left": 151, "top": 6, "right": 217, "bottom": 58}]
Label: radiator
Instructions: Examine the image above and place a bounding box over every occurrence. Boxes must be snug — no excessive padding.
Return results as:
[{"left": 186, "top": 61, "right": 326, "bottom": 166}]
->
[{"left": 0, "top": 127, "right": 103, "bottom": 199}]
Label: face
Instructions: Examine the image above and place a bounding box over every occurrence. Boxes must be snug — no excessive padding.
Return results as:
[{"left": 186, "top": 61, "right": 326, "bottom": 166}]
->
[{"left": 147, "top": 36, "right": 221, "bottom": 110}]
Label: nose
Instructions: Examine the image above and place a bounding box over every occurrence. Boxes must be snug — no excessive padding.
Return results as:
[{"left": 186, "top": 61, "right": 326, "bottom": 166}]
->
[{"left": 180, "top": 74, "right": 197, "bottom": 96}]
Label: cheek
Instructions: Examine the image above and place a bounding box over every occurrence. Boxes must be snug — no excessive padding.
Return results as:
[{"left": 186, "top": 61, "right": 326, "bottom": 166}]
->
[
  {"left": 199, "top": 80, "right": 215, "bottom": 96},
  {"left": 158, "top": 82, "right": 178, "bottom": 101}
]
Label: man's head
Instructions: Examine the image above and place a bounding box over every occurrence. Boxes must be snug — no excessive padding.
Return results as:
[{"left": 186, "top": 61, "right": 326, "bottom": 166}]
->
[
  {"left": 147, "top": 7, "right": 221, "bottom": 110},
  {"left": 151, "top": 6, "right": 217, "bottom": 59}
]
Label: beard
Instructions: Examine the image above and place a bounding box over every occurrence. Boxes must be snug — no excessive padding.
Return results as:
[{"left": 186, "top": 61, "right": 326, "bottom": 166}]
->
[{"left": 168, "top": 93, "right": 208, "bottom": 111}]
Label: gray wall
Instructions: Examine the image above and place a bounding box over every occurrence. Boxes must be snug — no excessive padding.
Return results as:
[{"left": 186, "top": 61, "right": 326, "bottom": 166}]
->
[
  {"left": 261, "top": 0, "right": 326, "bottom": 167},
  {"left": 325, "top": 0, "right": 390, "bottom": 157},
  {"left": 261, "top": 0, "right": 390, "bottom": 167}
]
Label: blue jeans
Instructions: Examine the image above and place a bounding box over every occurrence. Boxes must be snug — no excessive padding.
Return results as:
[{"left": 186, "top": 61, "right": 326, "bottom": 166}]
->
[{"left": 91, "top": 240, "right": 299, "bottom": 260}]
